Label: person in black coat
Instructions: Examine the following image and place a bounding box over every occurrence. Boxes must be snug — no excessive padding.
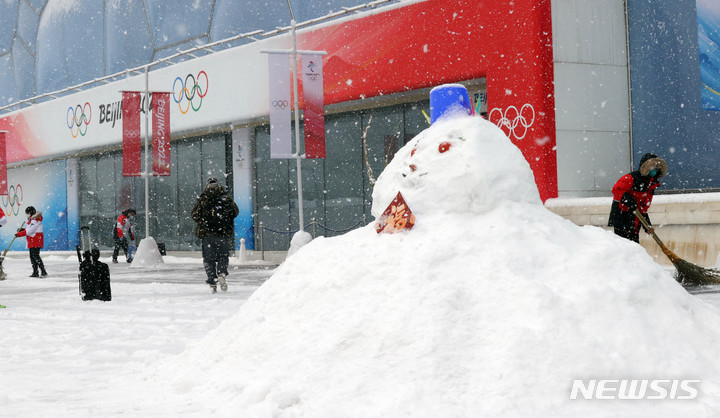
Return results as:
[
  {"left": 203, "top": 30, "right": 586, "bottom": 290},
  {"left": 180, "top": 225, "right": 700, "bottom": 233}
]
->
[
  {"left": 191, "top": 177, "right": 239, "bottom": 293},
  {"left": 608, "top": 153, "right": 668, "bottom": 242}
]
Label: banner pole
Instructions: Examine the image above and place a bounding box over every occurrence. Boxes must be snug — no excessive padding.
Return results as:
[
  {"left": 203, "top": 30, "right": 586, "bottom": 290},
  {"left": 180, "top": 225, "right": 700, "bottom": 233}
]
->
[
  {"left": 290, "top": 18, "right": 304, "bottom": 232},
  {"left": 144, "top": 65, "right": 150, "bottom": 238}
]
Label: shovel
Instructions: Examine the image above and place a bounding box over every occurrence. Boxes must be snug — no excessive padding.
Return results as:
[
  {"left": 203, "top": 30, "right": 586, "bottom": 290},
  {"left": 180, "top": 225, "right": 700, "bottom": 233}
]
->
[{"left": 0, "top": 224, "right": 25, "bottom": 281}]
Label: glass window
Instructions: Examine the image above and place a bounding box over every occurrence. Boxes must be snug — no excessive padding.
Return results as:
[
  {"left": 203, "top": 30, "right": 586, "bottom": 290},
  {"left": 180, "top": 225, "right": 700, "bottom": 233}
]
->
[
  {"left": 0, "top": 1, "right": 17, "bottom": 54},
  {"left": 11, "top": 38, "right": 35, "bottom": 101},
  {"left": 210, "top": 0, "right": 287, "bottom": 45},
  {"left": 404, "top": 101, "right": 430, "bottom": 142},
  {"left": 36, "top": 0, "right": 104, "bottom": 95},
  {"left": 78, "top": 132, "right": 229, "bottom": 251},
  {"left": 144, "top": 0, "right": 213, "bottom": 49},
  {"left": 149, "top": 143, "right": 179, "bottom": 250},
  {"left": 361, "top": 107, "right": 404, "bottom": 220},
  {"left": 79, "top": 156, "right": 99, "bottom": 234},
  {"left": 153, "top": 37, "right": 209, "bottom": 62},
  {"left": 323, "top": 114, "right": 364, "bottom": 237},
  {"left": 0, "top": 53, "right": 16, "bottom": 103},
  {"left": 17, "top": 1, "right": 39, "bottom": 53},
  {"left": 176, "top": 138, "right": 202, "bottom": 250},
  {"left": 105, "top": 0, "right": 154, "bottom": 74},
  {"left": 252, "top": 101, "right": 430, "bottom": 250},
  {"left": 289, "top": 155, "right": 325, "bottom": 235},
  {"left": 27, "top": 0, "right": 47, "bottom": 11},
  {"left": 254, "top": 126, "right": 291, "bottom": 250},
  {"left": 199, "top": 133, "right": 226, "bottom": 181},
  {"left": 292, "top": 0, "right": 369, "bottom": 23}
]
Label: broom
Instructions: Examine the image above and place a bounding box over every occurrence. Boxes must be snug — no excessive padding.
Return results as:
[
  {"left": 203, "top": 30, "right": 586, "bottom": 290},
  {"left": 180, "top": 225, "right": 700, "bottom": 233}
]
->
[
  {"left": 0, "top": 224, "right": 25, "bottom": 281},
  {"left": 634, "top": 209, "right": 720, "bottom": 286}
]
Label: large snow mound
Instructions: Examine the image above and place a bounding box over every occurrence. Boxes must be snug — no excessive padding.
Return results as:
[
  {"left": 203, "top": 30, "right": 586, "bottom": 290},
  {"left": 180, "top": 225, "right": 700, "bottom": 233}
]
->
[{"left": 146, "top": 116, "right": 720, "bottom": 416}]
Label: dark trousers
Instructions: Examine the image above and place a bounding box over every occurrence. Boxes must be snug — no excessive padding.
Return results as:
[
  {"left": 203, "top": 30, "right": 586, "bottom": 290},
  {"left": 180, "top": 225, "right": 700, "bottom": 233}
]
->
[
  {"left": 614, "top": 225, "right": 640, "bottom": 243},
  {"left": 112, "top": 238, "right": 129, "bottom": 261},
  {"left": 29, "top": 247, "right": 46, "bottom": 274},
  {"left": 202, "top": 235, "right": 232, "bottom": 284}
]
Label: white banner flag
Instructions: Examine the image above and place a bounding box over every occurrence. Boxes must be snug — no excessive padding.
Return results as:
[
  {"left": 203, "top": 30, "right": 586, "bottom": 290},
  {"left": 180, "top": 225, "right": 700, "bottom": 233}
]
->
[{"left": 268, "top": 53, "right": 292, "bottom": 159}]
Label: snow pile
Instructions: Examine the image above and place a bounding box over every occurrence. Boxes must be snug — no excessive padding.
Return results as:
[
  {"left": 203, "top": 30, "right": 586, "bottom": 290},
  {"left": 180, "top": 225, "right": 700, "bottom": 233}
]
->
[
  {"left": 287, "top": 231, "right": 313, "bottom": 258},
  {"left": 130, "top": 237, "right": 165, "bottom": 268},
  {"left": 148, "top": 116, "right": 720, "bottom": 416}
]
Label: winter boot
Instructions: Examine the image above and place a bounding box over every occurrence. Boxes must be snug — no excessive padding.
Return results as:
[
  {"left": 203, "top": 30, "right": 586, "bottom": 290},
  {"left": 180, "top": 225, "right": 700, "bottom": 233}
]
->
[
  {"left": 206, "top": 279, "right": 217, "bottom": 294},
  {"left": 218, "top": 274, "right": 228, "bottom": 292}
]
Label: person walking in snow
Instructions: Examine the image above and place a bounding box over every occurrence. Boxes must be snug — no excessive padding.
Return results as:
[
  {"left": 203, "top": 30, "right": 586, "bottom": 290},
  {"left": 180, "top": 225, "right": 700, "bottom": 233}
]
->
[
  {"left": 16, "top": 206, "right": 46, "bottom": 277},
  {"left": 608, "top": 153, "right": 668, "bottom": 243},
  {"left": 113, "top": 208, "right": 136, "bottom": 263},
  {"left": 191, "top": 177, "right": 239, "bottom": 293}
]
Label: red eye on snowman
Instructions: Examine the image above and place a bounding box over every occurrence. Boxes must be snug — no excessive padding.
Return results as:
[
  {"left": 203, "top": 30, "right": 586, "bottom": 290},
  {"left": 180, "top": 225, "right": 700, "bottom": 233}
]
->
[{"left": 438, "top": 142, "right": 451, "bottom": 153}]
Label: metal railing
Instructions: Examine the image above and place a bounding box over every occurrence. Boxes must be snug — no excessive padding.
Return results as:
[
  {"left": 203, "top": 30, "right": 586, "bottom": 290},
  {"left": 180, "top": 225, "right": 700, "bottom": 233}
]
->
[{"left": 257, "top": 217, "right": 366, "bottom": 260}]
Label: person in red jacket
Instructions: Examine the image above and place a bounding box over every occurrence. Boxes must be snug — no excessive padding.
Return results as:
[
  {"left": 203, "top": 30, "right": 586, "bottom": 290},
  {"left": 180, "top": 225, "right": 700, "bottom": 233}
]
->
[
  {"left": 113, "top": 208, "right": 136, "bottom": 263},
  {"left": 16, "top": 206, "right": 46, "bottom": 277},
  {"left": 608, "top": 153, "right": 668, "bottom": 242},
  {"left": 0, "top": 207, "right": 7, "bottom": 228}
]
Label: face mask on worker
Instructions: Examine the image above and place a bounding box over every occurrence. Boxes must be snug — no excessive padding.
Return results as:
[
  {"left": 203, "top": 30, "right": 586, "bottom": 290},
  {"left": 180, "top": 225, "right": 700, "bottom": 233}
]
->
[{"left": 648, "top": 169, "right": 658, "bottom": 178}]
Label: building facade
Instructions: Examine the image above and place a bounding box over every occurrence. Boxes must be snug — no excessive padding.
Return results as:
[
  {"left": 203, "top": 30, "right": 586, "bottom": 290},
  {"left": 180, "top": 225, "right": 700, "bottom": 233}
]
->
[{"left": 0, "top": 0, "right": 719, "bottom": 252}]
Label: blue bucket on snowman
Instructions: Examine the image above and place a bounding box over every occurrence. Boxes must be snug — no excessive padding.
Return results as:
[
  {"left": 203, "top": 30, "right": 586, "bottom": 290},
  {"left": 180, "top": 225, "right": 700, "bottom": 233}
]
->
[{"left": 429, "top": 84, "right": 474, "bottom": 124}]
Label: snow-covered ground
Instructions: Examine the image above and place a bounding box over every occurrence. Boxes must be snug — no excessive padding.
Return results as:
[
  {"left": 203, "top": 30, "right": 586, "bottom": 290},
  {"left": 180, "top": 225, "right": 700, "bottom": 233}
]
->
[
  {"left": 0, "top": 252, "right": 275, "bottom": 416},
  {"left": 1, "top": 252, "right": 720, "bottom": 417},
  {"left": 5, "top": 114, "right": 720, "bottom": 417}
]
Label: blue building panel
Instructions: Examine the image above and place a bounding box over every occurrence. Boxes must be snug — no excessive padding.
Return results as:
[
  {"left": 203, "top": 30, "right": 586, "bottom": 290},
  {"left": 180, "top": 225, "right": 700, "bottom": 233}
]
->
[{"left": 628, "top": 0, "right": 720, "bottom": 190}]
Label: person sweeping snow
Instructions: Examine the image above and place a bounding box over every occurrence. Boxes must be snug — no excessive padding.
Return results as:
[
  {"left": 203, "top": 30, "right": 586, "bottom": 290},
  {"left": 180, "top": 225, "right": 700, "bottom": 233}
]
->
[
  {"left": 15, "top": 206, "right": 47, "bottom": 278},
  {"left": 112, "top": 208, "right": 136, "bottom": 263},
  {"left": 608, "top": 153, "right": 668, "bottom": 242}
]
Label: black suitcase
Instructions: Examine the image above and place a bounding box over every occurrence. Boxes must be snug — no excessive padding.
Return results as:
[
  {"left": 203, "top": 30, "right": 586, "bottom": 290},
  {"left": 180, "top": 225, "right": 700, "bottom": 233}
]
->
[{"left": 77, "top": 226, "right": 111, "bottom": 302}]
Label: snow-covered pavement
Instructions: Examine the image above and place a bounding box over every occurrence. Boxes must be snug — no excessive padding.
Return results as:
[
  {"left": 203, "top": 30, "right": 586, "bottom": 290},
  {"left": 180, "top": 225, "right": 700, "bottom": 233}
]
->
[
  {"left": 0, "top": 252, "right": 275, "bottom": 416},
  {"left": 3, "top": 250, "right": 720, "bottom": 416}
]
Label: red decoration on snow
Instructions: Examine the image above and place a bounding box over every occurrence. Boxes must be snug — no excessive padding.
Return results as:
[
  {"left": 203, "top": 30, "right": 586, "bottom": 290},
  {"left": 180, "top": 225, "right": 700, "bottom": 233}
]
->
[
  {"left": 438, "top": 142, "right": 451, "bottom": 153},
  {"left": 376, "top": 191, "right": 415, "bottom": 234}
]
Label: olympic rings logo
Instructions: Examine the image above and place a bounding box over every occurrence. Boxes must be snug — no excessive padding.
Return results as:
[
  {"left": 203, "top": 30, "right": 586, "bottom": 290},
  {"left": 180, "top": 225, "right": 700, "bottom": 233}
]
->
[
  {"left": 124, "top": 129, "right": 141, "bottom": 138},
  {"left": 2, "top": 184, "right": 23, "bottom": 216},
  {"left": 172, "top": 71, "right": 208, "bottom": 114},
  {"left": 66, "top": 102, "right": 92, "bottom": 138},
  {"left": 489, "top": 104, "right": 535, "bottom": 140},
  {"left": 272, "top": 100, "right": 289, "bottom": 110}
]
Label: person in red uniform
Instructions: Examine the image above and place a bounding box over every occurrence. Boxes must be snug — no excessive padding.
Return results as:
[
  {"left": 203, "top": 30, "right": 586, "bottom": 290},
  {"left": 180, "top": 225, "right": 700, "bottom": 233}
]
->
[
  {"left": 0, "top": 207, "right": 7, "bottom": 228},
  {"left": 113, "top": 208, "right": 136, "bottom": 263},
  {"left": 16, "top": 206, "right": 46, "bottom": 277},
  {"left": 608, "top": 153, "right": 668, "bottom": 242}
]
